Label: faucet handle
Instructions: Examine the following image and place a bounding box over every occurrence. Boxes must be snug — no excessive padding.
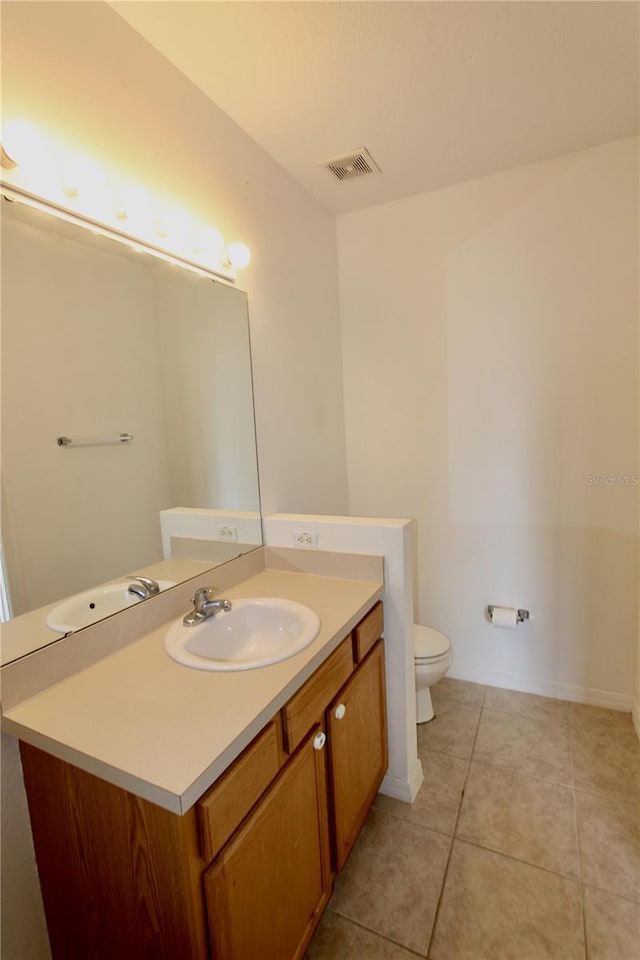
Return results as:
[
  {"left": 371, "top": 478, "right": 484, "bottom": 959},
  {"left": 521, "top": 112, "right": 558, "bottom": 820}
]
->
[
  {"left": 192, "top": 586, "right": 214, "bottom": 608},
  {"left": 126, "top": 576, "right": 160, "bottom": 598},
  {"left": 133, "top": 576, "right": 160, "bottom": 595}
]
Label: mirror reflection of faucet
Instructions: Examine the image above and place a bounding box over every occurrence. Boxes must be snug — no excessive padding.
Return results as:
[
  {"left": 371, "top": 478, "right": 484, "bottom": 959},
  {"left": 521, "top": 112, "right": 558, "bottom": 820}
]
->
[
  {"left": 126, "top": 576, "right": 160, "bottom": 600},
  {"left": 183, "top": 587, "right": 232, "bottom": 627},
  {"left": 45, "top": 577, "right": 175, "bottom": 634}
]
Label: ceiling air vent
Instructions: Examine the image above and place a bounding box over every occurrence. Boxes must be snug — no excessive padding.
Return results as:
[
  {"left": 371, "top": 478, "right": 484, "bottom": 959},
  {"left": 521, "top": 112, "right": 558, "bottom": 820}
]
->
[{"left": 320, "top": 148, "right": 381, "bottom": 182}]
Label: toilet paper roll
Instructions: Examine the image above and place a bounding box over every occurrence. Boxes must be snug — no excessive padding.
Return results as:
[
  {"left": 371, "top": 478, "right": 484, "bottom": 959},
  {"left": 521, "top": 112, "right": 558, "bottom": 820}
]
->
[{"left": 490, "top": 606, "right": 519, "bottom": 630}]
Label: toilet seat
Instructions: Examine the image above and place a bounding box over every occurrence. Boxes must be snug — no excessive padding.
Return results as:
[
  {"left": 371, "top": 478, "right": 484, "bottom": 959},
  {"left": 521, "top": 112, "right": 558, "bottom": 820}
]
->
[{"left": 414, "top": 624, "right": 450, "bottom": 663}]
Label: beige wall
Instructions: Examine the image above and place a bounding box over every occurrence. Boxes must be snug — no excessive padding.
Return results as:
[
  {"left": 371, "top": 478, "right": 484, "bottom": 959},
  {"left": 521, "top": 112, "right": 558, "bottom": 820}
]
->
[{"left": 338, "top": 137, "right": 639, "bottom": 706}]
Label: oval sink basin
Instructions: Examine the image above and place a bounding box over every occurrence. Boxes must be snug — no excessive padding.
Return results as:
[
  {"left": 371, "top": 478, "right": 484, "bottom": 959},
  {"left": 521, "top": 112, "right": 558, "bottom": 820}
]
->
[
  {"left": 46, "top": 580, "right": 175, "bottom": 634},
  {"left": 164, "top": 598, "right": 321, "bottom": 671}
]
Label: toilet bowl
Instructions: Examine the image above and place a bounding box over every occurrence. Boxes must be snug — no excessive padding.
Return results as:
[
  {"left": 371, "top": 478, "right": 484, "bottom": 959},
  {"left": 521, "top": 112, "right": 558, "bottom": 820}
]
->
[{"left": 414, "top": 624, "right": 452, "bottom": 723}]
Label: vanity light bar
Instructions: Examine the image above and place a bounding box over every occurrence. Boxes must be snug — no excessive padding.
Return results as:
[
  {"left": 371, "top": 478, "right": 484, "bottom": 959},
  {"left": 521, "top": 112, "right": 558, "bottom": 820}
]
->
[{"left": 0, "top": 184, "right": 237, "bottom": 283}]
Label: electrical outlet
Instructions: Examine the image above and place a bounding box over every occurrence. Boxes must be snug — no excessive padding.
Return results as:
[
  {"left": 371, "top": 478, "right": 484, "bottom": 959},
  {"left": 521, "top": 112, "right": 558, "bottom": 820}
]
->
[
  {"left": 293, "top": 530, "right": 318, "bottom": 548},
  {"left": 218, "top": 524, "right": 238, "bottom": 541}
]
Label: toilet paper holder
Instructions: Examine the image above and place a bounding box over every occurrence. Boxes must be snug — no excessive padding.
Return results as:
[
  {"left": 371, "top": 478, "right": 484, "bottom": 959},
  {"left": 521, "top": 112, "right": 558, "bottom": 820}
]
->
[{"left": 487, "top": 605, "right": 530, "bottom": 623}]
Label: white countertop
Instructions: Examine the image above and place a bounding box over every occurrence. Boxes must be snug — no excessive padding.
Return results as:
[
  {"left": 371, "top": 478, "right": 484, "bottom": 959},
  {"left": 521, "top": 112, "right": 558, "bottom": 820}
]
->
[{"left": 2, "top": 567, "right": 382, "bottom": 813}]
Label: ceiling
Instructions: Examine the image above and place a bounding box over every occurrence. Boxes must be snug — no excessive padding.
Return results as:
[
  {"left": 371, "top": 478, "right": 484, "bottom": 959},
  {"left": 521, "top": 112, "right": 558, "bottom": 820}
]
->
[{"left": 110, "top": 1, "right": 639, "bottom": 214}]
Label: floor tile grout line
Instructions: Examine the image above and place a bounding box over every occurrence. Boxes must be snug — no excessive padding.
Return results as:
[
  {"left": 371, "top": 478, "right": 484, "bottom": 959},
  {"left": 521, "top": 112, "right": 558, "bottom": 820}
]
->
[
  {"left": 480, "top": 704, "right": 572, "bottom": 729},
  {"left": 572, "top": 782, "right": 640, "bottom": 803},
  {"left": 324, "top": 907, "right": 427, "bottom": 958},
  {"left": 424, "top": 684, "right": 487, "bottom": 959},
  {"left": 569, "top": 707, "right": 589, "bottom": 960},
  {"left": 417, "top": 745, "right": 474, "bottom": 764},
  {"left": 452, "top": 836, "right": 582, "bottom": 885},
  {"left": 421, "top": 742, "right": 573, "bottom": 789},
  {"left": 378, "top": 780, "right": 584, "bottom": 881},
  {"left": 424, "top": 757, "right": 471, "bottom": 960},
  {"left": 369, "top": 802, "right": 459, "bottom": 843},
  {"left": 580, "top": 881, "right": 640, "bottom": 906},
  {"left": 458, "top": 753, "right": 575, "bottom": 790}
]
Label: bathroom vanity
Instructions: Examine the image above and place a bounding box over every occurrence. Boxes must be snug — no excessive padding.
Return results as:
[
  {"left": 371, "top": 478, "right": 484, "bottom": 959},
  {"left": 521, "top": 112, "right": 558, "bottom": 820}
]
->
[{"left": 3, "top": 556, "right": 387, "bottom": 960}]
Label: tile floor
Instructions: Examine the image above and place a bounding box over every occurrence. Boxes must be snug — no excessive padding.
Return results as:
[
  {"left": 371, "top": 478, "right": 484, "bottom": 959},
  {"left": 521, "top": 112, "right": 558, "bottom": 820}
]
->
[{"left": 305, "top": 679, "right": 640, "bottom": 960}]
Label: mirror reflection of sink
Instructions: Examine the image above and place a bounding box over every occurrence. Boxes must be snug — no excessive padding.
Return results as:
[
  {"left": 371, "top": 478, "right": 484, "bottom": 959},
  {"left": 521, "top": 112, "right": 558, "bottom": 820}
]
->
[
  {"left": 164, "top": 598, "right": 321, "bottom": 672},
  {"left": 46, "top": 580, "right": 175, "bottom": 634}
]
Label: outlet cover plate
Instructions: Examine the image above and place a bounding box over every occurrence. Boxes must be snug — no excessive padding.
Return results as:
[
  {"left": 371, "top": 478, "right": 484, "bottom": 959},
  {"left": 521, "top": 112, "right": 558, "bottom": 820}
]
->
[{"left": 293, "top": 530, "right": 318, "bottom": 548}]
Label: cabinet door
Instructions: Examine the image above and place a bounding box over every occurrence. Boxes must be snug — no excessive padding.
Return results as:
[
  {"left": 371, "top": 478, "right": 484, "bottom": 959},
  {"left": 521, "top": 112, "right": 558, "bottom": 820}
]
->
[
  {"left": 327, "top": 640, "right": 388, "bottom": 872},
  {"left": 204, "top": 726, "right": 332, "bottom": 960}
]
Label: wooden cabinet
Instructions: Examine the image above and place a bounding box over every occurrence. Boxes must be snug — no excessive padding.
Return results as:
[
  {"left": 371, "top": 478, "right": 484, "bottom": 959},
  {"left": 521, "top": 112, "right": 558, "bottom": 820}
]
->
[
  {"left": 20, "top": 601, "right": 387, "bottom": 960},
  {"left": 327, "top": 641, "right": 388, "bottom": 871},
  {"left": 204, "top": 726, "right": 332, "bottom": 960},
  {"left": 19, "top": 744, "right": 209, "bottom": 960}
]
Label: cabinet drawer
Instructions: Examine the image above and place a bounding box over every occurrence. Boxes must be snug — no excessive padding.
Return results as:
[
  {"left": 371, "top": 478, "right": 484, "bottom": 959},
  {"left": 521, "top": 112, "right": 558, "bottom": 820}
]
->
[
  {"left": 281, "top": 637, "right": 353, "bottom": 754},
  {"left": 197, "top": 720, "right": 282, "bottom": 863},
  {"left": 352, "top": 601, "right": 383, "bottom": 662}
]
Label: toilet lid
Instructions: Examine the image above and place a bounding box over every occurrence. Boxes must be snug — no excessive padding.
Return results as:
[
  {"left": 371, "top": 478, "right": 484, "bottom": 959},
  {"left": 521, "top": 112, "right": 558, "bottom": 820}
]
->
[{"left": 414, "top": 624, "right": 450, "bottom": 660}]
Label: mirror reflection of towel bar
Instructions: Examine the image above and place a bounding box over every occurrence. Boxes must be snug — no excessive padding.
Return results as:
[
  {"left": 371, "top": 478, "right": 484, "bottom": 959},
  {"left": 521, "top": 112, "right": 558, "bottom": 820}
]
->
[{"left": 56, "top": 433, "right": 134, "bottom": 448}]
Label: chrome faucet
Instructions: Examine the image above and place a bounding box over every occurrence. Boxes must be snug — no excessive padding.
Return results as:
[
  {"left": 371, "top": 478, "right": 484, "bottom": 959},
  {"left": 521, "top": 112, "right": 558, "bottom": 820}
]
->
[
  {"left": 183, "top": 587, "right": 232, "bottom": 626},
  {"left": 127, "top": 576, "right": 160, "bottom": 600}
]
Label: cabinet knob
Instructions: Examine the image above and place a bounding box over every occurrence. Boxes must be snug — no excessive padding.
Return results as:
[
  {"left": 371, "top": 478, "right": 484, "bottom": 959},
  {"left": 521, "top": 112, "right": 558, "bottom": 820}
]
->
[
  {"left": 313, "top": 731, "right": 326, "bottom": 751},
  {"left": 334, "top": 704, "right": 346, "bottom": 720}
]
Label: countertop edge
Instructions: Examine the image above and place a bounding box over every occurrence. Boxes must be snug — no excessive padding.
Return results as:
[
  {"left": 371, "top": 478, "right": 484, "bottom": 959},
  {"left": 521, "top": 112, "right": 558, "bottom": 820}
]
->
[{"left": 2, "top": 717, "right": 185, "bottom": 813}]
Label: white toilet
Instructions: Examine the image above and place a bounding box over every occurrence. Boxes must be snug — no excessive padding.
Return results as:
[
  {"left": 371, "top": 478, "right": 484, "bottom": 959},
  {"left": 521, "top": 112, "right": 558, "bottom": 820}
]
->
[{"left": 414, "top": 624, "right": 452, "bottom": 723}]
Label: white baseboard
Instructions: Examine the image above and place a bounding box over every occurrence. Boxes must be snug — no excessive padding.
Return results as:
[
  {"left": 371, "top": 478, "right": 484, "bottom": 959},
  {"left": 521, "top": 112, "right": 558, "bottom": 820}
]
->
[
  {"left": 632, "top": 697, "right": 640, "bottom": 743},
  {"left": 380, "top": 758, "right": 424, "bottom": 804},
  {"left": 447, "top": 664, "right": 634, "bottom": 713}
]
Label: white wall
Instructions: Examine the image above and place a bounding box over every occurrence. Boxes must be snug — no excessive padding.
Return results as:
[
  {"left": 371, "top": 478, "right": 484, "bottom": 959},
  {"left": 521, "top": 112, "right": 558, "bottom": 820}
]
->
[
  {"left": 338, "top": 137, "right": 639, "bottom": 708},
  {"left": 1, "top": 4, "right": 348, "bottom": 957}
]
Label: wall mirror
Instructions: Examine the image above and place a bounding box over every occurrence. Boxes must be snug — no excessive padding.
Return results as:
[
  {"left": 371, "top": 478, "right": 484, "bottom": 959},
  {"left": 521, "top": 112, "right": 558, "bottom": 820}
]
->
[{"left": 0, "top": 197, "right": 262, "bottom": 664}]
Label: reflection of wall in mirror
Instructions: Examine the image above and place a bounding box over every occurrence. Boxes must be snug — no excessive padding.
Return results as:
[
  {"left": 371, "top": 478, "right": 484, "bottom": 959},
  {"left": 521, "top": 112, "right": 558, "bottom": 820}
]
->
[
  {"left": 154, "top": 272, "right": 259, "bottom": 513},
  {"left": 1, "top": 205, "right": 261, "bottom": 619},
  {"left": 2, "top": 209, "right": 172, "bottom": 615},
  {"left": 159, "top": 506, "right": 262, "bottom": 565}
]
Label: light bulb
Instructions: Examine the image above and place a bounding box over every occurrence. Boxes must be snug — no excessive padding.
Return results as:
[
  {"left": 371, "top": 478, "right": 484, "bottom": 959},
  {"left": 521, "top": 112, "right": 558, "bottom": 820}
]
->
[
  {"left": 0, "top": 119, "right": 44, "bottom": 167},
  {"left": 163, "top": 207, "right": 194, "bottom": 256},
  {"left": 227, "top": 241, "right": 251, "bottom": 269},
  {"left": 153, "top": 216, "right": 169, "bottom": 240},
  {"left": 111, "top": 185, "right": 151, "bottom": 231},
  {"left": 59, "top": 155, "right": 105, "bottom": 201},
  {"left": 193, "top": 227, "right": 225, "bottom": 261}
]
